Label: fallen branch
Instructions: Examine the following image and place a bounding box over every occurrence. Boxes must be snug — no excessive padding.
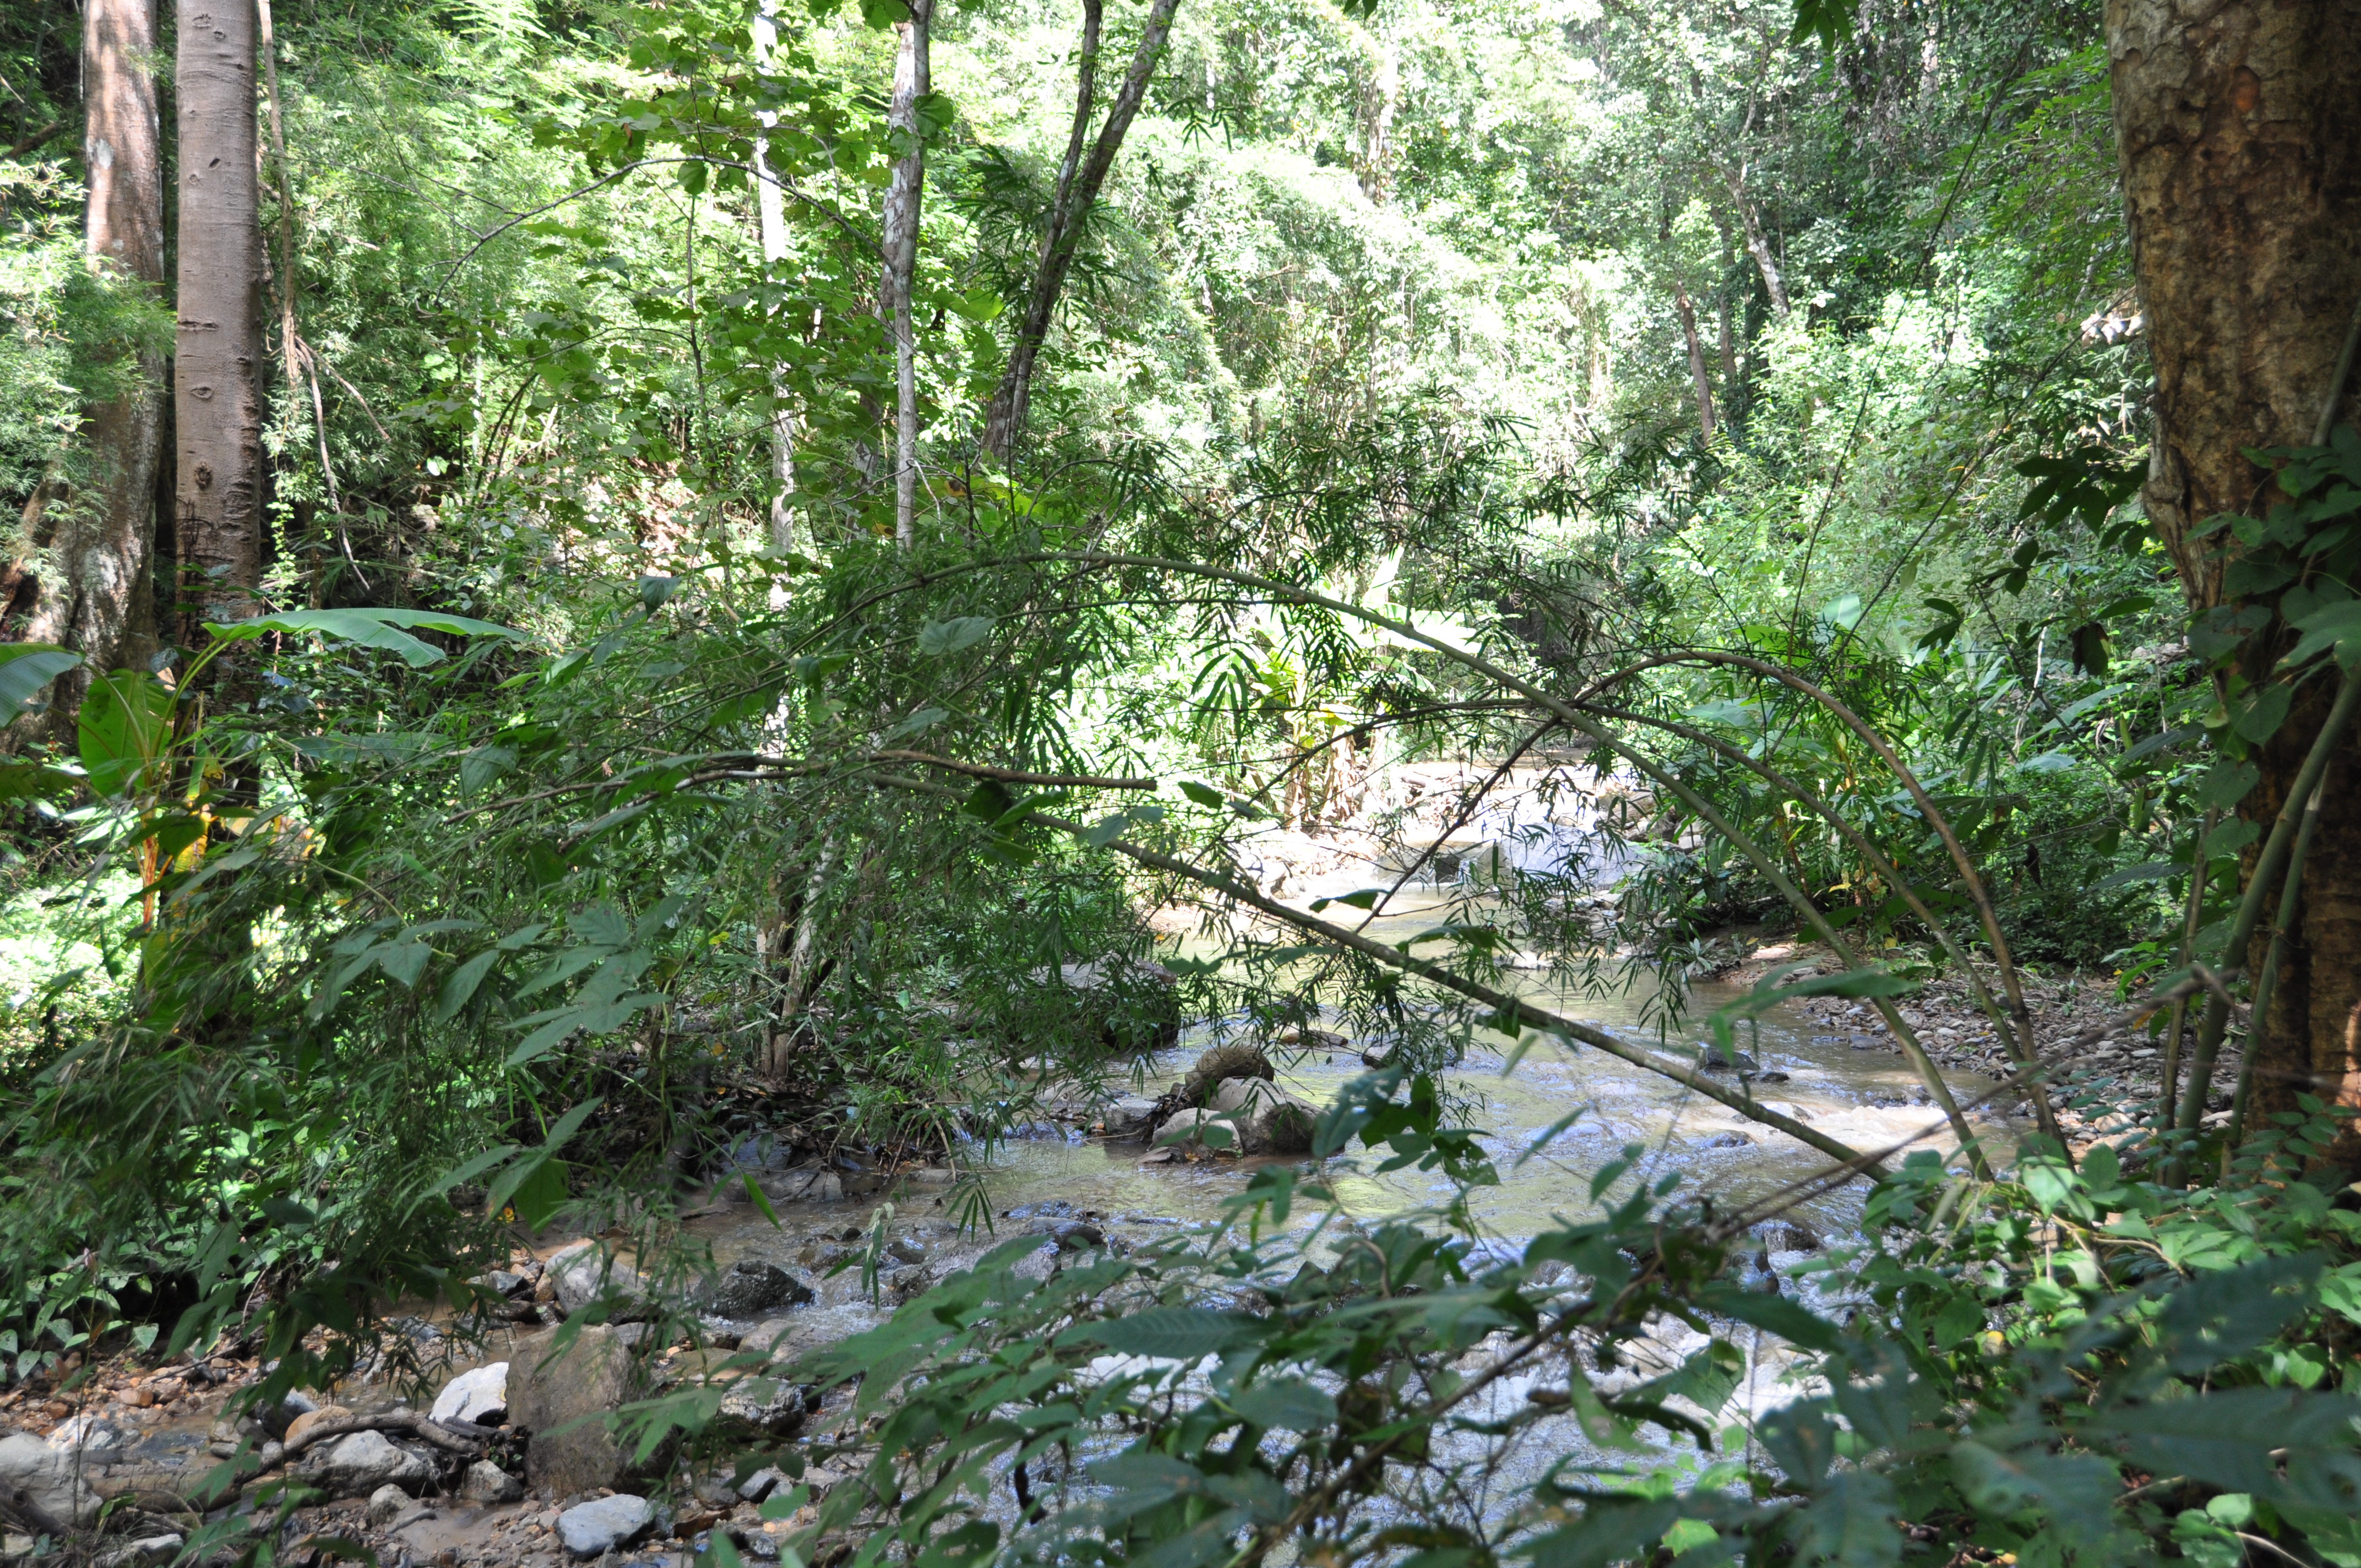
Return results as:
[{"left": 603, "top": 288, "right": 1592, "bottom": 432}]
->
[{"left": 192, "top": 1410, "right": 496, "bottom": 1505}]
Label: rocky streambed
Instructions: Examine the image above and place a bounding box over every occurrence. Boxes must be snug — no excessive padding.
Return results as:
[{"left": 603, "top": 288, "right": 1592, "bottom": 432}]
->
[{"left": 7, "top": 925, "right": 2145, "bottom": 1568}]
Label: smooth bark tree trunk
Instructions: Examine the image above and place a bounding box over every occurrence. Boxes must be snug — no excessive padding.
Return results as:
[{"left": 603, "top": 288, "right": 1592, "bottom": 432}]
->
[
  {"left": 1673, "top": 284, "right": 1717, "bottom": 443},
  {"left": 752, "top": 0, "right": 802, "bottom": 559},
  {"left": 2107, "top": 0, "right": 2361, "bottom": 1144},
  {"left": 1723, "top": 164, "right": 1791, "bottom": 319},
  {"left": 174, "top": 0, "right": 265, "bottom": 646},
  {"left": 880, "top": 0, "right": 933, "bottom": 550},
  {"left": 9, "top": 0, "right": 167, "bottom": 734},
  {"left": 980, "top": 0, "right": 1180, "bottom": 465}
]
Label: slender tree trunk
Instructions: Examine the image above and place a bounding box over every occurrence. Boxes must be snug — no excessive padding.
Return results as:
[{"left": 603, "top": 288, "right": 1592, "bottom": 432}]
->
[
  {"left": 1724, "top": 164, "right": 1791, "bottom": 319},
  {"left": 1673, "top": 284, "right": 1717, "bottom": 442},
  {"left": 879, "top": 0, "right": 933, "bottom": 550},
  {"left": 8, "top": 0, "right": 167, "bottom": 733},
  {"left": 2108, "top": 0, "right": 2361, "bottom": 1145},
  {"left": 174, "top": 0, "right": 265, "bottom": 646},
  {"left": 1354, "top": 31, "right": 1396, "bottom": 205},
  {"left": 980, "top": 0, "right": 1180, "bottom": 465},
  {"left": 752, "top": 0, "right": 802, "bottom": 559}
]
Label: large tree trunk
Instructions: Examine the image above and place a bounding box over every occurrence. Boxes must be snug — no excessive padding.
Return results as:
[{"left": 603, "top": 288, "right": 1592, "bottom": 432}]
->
[
  {"left": 979, "top": 0, "right": 1180, "bottom": 466},
  {"left": 879, "top": 0, "right": 933, "bottom": 550},
  {"left": 174, "top": 0, "right": 265, "bottom": 647},
  {"left": 2107, "top": 0, "right": 2361, "bottom": 1144},
  {"left": 8, "top": 0, "right": 167, "bottom": 733}
]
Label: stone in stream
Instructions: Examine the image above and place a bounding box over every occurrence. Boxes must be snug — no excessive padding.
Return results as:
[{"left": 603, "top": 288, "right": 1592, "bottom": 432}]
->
[
  {"left": 257, "top": 1389, "right": 319, "bottom": 1439},
  {"left": 0, "top": 1430, "right": 102, "bottom": 1528},
  {"left": 1153, "top": 1107, "right": 1244, "bottom": 1153},
  {"left": 699, "top": 1259, "right": 814, "bottom": 1317},
  {"left": 365, "top": 1483, "right": 409, "bottom": 1527},
  {"left": 738, "top": 1464, "right": 789, "bottom": 1502},
  {"left": 556, "top": 1493, "right": 655, "bottom": 1559},
  {"left": 1699, "top": 1047, "right": 1759, "bottom": 1073},
  {"left": 43, "top": 1414, "right": 128, "bottom": 1455},
  {"left": 1359, "top": 1042, "right": 1395, "bottom": 1069},
  {"left": 549, "top": 1242, "right": 648, "bottom": 1313},
  {"left": 508, "top": 1324, "right": 648, "bottom": 1495},
  {"left": 431, "top": 1362, "right": 509, "bottom": 1426},
  {"left": 759, "top": 1167, "right": 846, "bottom": 1204},
  {"left": 1180, "top": 1041, "right": 1272, "bottom": 1099},
  {"left": 472, "top": 1268, "right": 533, "bottom": 1299},
  {"left": 718, "top": 1376, "right": 808, "bottom": 1436},
  {"left": 459, "top": 1458, "right": 525, "bottom": 1502},
  {"left": 284, "top": 1403, "right": 352, "bottom": 1447},
  {"left": 313, "top": 1429, "right": 432, "bottom": 1496},
  {"left": 1100, "top": 1095, "right": 1161, "bottom": 1135}
]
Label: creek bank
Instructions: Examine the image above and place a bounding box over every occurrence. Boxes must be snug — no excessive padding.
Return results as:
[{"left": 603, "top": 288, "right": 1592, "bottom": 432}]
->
[{"left": 1726, "top": 940, "right": 2239, "bottom": 1151}]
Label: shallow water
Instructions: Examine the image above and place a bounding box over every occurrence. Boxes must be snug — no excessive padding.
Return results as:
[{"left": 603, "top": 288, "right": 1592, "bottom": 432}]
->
[{"left": 701, "top": 891, "right": 2012, "bottom": 1284}]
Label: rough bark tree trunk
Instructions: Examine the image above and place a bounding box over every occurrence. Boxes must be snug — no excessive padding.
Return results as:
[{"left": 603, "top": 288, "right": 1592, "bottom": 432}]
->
[
  {"left": 879, "top": 0, "right": 933, "bottom": 550},
  {"left": 174, "top": 0, "right": 265, "bottom": 647},
  {"left": 2107, "top": 0, "right": 2361, "bottom": 1144},
  {"left": 979, "top": 0, "right": 1180, "bottom": 465},
  {"left": 1673, "top": 284, "right": 1717, "bottom": 443},
  {"left": 9, "top": 0, "right": 167, "bottom": 733}
]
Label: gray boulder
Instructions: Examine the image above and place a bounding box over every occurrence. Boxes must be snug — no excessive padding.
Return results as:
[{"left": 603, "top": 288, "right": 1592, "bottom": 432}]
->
[
  {"left": 459, "top": 1459, "right": 525, "bottom": 1502},
  {"left": 0, "top": 1430, "right": 101, "bottom": 1529},
  {"left": 717, "top": 1376, "right": 807, "bottom": 1436},
  {"left": 365, "top": 1483, "right": 409, "bottom": 1527},
  {"left": 738, "top": 1464, "right": 788, "bottom": 1502},
  {"left": 256, "top": 1391, "right": 319, "bottom": 1440},
  {"left": 758, "top": 1167, "right": 845, "bottom": 1204},
  {"left": 508, "top": 1325, "right": 644, "bottom": 1496},
  {"left": 550, "top": 1244, "right": 646, "bottom": 1313},
  {"left": 43, "top": 1414, "right": 128, "bottom": 1455},
  {"left": 556, "top": 1493, "right": 654, "bottom": 1559},
  {"left": 1101, "top": 1095, "right": 1161, "bottom": 1135},
  {"left": 315, "top": 1429, "right": 432, "bottom": 1498},
  {"left": 430, "top": 1362, "right": 509, "bottom": 1426},
  {"left": 1153, "top": 1107, "right": 1243, "bottom": 1153},
  {"left": 1248, "top": 1093, "right": 1320, "bottom": 1156},
  {"left": 700, "top": 1259, "right": 813, "bottom": 1317}
]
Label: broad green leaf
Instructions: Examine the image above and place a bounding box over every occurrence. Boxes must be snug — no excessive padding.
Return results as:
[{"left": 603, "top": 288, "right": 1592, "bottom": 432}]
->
[
  {"left": 916, "top": 615, "right": 994, "bottom": 656},
  {"left": 2232, "top": 682, "right": 2293, "bottom": 743},
  {"left": 1073, "top": 1308, "right": 1254, "bottom": 1360},
  {"left": 435, "top": 950, "right": 501, "bottom": 1021},
  {"left": 539, "top": 1095, "right": 604, "bottom": 1151},
  {"left": 1694, "top": 1283, "right": 1845, "bottom": 1352},
  {"left": 0, "top": 645, "right": 80, "bottom": 716},
  {"left": 1226, "top": 1379, "right": 1337, "bottom": 1431},
  {"left": 0, "top": 761, "right": 80, "bottom": 802},
  {"left": 2195, "top": 760, "right": 2259, "bottom": 812},
  {"left": 376, "top": 940, "right": 432, "bottom": 988},
  {"left": 1176, "top": 780, "right": 1224, "bottom": 808},
  {"left": 203, "top": 607, "right": 527, "bottom": 669},
  {"left": 78, "top": 669, "right": 176, "bottom": 798}
]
